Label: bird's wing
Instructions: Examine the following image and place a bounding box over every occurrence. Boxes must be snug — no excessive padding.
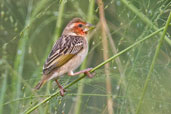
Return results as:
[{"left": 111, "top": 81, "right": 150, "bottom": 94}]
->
[{"left": 43, "top": 35, "right": 84, "bottom": 75}]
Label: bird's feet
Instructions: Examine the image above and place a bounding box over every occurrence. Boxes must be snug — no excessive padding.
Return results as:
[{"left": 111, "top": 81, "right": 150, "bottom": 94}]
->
[
  {"left": 59, "top": 86, "right": 66, "bottom": 97},
  {"left": 68, "top": 68, "right": 95, "bottom": 78},
  {"left": 55, "top": 79, "right": 66, "bottom": 97},
  {"left": 83, "top": 68, "right": 95, "bottom": 78}
]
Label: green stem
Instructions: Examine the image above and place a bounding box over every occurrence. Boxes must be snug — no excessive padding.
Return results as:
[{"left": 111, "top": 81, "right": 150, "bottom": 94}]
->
[
  {"left": 120, "top": 0, "right": 171, "bottom": 46},
  {"left": 74, "top": 1, "right": 95, "bottom": 114},
  {"left": 25, "top": 27, "right": 164, "bottom": 114},
  {"left": 13, "top": 1, "right": 33, "bottom": 113},
  {"left": 0, "top": 71, "right": 7, "bottom": 114},
  {"left": 135, "top": 12, "right": 171, "bottom": 114},
  {"left": 54, "top": 0, "right": 66, "bottom": 39},
  {"left": 0, "top": 45, "right": 8, "bottom": 114},
  {"left": 74, "top": 62, "right": 86, "bottom": 114},
  {"left": 87, "top": 0, "right": 95, "bottom": 23}
]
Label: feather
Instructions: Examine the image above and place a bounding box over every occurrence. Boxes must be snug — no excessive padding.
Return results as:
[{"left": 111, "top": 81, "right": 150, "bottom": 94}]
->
[
  {"left": 43, "top": 35, "right": 84, "bottom": 75},
  {"left": 34, "top": 75, "right": 48, "bottom": 90}
]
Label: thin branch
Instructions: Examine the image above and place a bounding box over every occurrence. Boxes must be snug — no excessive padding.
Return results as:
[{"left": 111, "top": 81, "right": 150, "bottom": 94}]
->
[
  {"left": 24, "top": 27, "right": 164, "bottom": 114},
  {"left": 97, "top": 0, "right": 114, "bottom": 114}
]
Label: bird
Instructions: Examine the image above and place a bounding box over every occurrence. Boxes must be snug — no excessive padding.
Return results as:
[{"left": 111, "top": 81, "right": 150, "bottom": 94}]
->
[{"left": 34, "top": 18, "right": 95, "bottom": 96}]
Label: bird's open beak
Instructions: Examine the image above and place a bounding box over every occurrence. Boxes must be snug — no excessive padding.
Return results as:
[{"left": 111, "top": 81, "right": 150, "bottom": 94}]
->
[{"left": 85, "top": 23, "right": 95, "bottom": 31}]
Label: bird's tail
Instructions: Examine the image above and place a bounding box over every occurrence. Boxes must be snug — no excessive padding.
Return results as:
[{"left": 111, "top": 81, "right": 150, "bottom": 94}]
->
[{"left": 34, "top": 76, "right": 48, "bottom": 90}]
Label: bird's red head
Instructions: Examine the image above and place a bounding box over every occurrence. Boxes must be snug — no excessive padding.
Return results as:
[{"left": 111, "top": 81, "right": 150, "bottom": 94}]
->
[
  {"left": 72, "top": 22, "right": 88, "bottom": 36},
  {"left": 62, "top": 18, "right": 94, "bottom": 36}
]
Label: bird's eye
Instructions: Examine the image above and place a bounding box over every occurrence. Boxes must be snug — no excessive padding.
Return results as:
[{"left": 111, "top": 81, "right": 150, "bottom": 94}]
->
[{"left": 78, "top": 24, "right": 83, "bottom": 27}]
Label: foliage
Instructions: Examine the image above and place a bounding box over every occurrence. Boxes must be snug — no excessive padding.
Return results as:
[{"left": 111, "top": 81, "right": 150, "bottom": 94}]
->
[{"left": 0, "top": 0, "right": 171, "bottom": 114}]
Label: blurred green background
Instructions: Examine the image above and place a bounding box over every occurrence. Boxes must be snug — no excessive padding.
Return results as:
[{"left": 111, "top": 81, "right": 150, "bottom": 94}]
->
[{"left": 0, "top": 0, "right": 171, "bottom": 114}]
